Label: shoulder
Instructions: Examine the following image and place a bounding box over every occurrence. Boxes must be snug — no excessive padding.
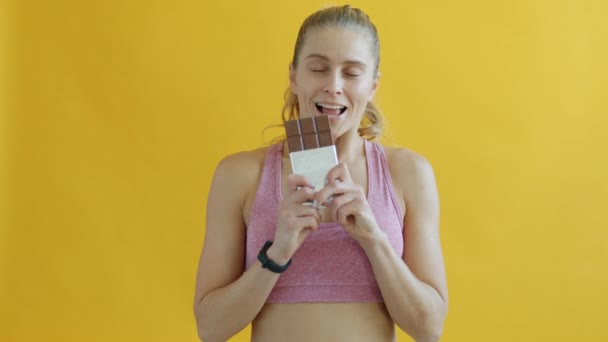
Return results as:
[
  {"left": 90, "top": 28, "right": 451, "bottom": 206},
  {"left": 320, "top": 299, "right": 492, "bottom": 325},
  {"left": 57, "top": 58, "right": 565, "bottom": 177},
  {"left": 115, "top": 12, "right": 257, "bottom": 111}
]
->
[
  {"left": 382, "top": 145, "right": 434, "bottom": 176},
  {"left": 210, "top": 145, "right": 274, "bottom": 199},
  {"left": 215, "top": 145, "right": 270, "bottom": 174},
  {"left": 381, "top": 144, "right": 438, "bottom": 203},
  {"left": 382, "top": 143, "right": 427, "bottom": 164}
]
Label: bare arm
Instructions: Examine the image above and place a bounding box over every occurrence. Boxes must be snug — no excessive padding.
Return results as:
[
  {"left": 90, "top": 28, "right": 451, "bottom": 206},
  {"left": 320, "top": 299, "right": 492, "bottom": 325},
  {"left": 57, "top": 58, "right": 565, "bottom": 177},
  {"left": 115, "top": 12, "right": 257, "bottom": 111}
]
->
[
  {"left": 313, "top": 150, "right": 447, "bottom": 342},
  {"left": 362, "top": 151, "right": 448, "bottom": 342},
  {"left": 193, "top": 151, "right": 320, "bottom": 342},
  {"left": 193, "top": 153, "right": 279, "bottom": 342}
]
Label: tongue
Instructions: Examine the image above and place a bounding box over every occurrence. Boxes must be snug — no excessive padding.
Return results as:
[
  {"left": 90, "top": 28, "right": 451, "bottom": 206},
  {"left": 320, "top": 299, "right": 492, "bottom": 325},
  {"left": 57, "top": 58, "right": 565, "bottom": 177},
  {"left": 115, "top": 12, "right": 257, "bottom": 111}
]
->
[{"left": 321, "top": 107, "right": 341, "bottom": 115}]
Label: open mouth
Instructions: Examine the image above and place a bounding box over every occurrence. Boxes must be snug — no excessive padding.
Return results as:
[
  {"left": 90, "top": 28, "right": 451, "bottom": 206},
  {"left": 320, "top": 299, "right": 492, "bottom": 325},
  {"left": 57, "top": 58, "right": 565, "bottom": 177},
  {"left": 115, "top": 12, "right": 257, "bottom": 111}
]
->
[{"left": 315, "top": 102, "right": 347, "bottom": 116}]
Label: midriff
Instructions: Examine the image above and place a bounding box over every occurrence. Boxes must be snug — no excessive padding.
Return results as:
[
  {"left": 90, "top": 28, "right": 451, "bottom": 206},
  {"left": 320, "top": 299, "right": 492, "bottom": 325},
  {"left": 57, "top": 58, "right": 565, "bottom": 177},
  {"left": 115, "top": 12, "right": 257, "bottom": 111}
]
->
[{"left": 252, "top": 302, "right": 396, "bottom": 342}]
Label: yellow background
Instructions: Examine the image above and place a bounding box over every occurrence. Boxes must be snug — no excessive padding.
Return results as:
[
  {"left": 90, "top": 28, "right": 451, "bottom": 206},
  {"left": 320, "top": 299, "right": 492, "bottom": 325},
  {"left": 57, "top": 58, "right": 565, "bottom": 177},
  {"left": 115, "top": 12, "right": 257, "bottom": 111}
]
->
[{"left": 2, "top": 0, "right": 607, "bottom": 341}]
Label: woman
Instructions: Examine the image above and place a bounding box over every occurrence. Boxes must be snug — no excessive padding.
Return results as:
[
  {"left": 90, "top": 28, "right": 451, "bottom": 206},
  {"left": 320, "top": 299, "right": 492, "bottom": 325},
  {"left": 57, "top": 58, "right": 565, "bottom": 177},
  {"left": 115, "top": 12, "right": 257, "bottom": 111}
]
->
[{"left": 194, "top": 5, "right": 447, "bottom": 342}]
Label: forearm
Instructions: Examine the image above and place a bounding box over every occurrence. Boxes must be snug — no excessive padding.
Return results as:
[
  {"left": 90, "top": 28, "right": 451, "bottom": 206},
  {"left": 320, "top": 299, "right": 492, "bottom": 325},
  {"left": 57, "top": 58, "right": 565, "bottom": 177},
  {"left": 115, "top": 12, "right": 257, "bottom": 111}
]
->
[
  {"left": 194, "top": 262, "right": 280, "bottom": 342},
  {"left": 360, "top": 233, "right": 447, "bottom": 342}
]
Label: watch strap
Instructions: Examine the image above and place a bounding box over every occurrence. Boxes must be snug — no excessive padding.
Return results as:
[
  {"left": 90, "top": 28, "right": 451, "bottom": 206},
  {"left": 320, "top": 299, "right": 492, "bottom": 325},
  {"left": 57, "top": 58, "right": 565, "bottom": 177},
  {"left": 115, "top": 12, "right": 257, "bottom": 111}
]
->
[{"left": 257, "top": 240, "right": 291, "bottom": 273}]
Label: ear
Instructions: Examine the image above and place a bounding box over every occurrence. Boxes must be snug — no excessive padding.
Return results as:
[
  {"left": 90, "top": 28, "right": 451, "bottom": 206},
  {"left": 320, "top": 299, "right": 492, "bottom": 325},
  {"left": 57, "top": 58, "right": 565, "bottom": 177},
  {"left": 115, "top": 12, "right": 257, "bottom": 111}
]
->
[
  {"left": 367, "top": 71, "right": 380, "bottom": 102},
  {"left": 289, "top": 63, "right": 297, "bottom": 95}
]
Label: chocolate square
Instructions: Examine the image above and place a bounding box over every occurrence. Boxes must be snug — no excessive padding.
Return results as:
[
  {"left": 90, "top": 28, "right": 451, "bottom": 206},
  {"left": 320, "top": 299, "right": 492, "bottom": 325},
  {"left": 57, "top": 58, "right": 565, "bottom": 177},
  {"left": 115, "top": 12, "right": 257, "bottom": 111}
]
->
[
  {"left": 285, "top": 120, "right": 301, "bottom": 137},
  {"left": 299, "top": 117, "right": 316, "bottom": 134},
  {"left": 314, "top": 116, "right": 331, "bottom": 132},
  {"left": 302, "top": 133, "right": 319, "bottom": 149},
  {"left": 318, "top": 131, "right": 333, "bottom": 147},
  {"left": 287, "top": 136, "right": 303, "bottom": 152},
  {"left": 284, "top": 116, "right": 334, "bottom": 151}
]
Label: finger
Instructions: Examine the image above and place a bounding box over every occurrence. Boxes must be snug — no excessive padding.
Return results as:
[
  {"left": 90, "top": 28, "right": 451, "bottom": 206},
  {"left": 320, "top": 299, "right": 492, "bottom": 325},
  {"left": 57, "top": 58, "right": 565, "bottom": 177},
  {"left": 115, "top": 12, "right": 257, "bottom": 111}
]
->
[
  {"left": 326, "top": 191, "right": 359, "bottom": 222},
  {"left": 295, "top": 216, "right": 320, "bottom": 231},
  {"left": 307, "top": 205, "right": 323, "bottom": 223},
  {"left": 314, "top": 179, "right": 343, "bottom": 206},
  {"left": 336, "top": 200, "right": 363, "bottom": 226},
  {"left": 290, "top": 203, "right": 322, "bottom": 220},
  {"left": 315, "top": 180, "right": 362, "bottom": 207},
  {"left": 325, "top": 162, "right": 352, "bottom": 184},
  {"left": 286, "top": 174, "right": 315, "bottom": 193},
  {"left": 286, "top": 186, "right": 317, "bottom": 204},
  {"left": 328, "top": 191, "right": 359, "bottom": 209}
]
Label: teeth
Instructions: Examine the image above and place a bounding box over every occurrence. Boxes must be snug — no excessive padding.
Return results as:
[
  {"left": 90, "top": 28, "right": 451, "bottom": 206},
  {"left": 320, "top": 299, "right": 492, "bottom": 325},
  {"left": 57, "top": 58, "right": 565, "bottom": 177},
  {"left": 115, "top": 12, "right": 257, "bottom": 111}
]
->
[{"left": 317, "top": 103, "right": 346, "bottom": 109}]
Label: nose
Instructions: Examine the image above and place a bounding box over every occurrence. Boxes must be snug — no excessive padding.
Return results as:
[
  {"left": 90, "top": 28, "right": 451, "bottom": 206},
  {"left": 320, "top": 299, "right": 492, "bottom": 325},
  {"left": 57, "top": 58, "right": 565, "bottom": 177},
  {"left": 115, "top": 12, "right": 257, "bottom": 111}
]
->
[{"left": 323, "top": 71, "right": 343, "bottom": 95}]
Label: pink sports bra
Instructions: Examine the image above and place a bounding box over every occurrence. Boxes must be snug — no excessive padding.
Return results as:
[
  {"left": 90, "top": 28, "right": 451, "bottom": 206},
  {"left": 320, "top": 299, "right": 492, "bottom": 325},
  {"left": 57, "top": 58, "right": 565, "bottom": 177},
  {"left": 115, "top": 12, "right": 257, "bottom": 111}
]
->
[{"left": 245, "top": 139, "right": 404, "bottom": 303}]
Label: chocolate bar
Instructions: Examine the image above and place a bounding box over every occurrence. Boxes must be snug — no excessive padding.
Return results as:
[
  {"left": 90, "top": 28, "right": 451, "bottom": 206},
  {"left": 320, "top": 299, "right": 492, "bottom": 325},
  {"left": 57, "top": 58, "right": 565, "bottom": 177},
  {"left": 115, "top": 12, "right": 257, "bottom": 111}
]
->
[
  {"left": 284, "top": 116, "right": 338, "bottom": 206},
  {"left": 285, "top": 116, "right": 334, "bottom": 151}
]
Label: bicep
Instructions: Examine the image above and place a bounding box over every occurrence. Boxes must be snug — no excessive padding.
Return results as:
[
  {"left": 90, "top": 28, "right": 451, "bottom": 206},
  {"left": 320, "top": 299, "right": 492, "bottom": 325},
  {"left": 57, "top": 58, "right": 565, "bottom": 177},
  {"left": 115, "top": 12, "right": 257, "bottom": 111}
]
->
[
  {"left": 402, "top": 156, "right": 448, "bottom": 302},
  {"left": 194, "top": 157, "right": 249, "bottom": 305}
]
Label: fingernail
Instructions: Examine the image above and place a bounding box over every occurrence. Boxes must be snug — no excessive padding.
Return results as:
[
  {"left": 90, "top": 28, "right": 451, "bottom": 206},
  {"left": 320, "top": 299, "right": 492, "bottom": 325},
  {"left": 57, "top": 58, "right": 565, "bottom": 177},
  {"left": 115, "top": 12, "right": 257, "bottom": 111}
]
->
[{"left": 312, "top": 199, "right": 318, "bottom": 208}]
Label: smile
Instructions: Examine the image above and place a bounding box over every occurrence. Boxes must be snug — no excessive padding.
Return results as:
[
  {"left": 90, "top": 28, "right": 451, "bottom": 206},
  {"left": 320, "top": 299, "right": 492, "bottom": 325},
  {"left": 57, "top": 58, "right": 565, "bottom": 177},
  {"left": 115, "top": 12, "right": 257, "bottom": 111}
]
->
[{"left": 315, "top": 102, "right": 347, "bottom": 115}]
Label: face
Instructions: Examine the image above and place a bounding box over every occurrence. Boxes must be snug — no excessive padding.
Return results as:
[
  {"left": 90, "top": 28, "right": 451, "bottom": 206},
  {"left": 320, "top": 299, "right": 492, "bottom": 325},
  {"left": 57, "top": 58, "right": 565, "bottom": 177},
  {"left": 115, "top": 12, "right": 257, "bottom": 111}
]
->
[{"left": 290, "top": 26, "right": 379, "bottom": 139}]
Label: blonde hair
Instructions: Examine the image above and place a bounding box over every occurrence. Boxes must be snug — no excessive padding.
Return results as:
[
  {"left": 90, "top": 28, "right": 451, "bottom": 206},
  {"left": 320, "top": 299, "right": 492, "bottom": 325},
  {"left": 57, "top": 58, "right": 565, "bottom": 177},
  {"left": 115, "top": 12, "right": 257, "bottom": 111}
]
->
[{"left": 281, "top": 5, "right": 384, "bottom": 140}]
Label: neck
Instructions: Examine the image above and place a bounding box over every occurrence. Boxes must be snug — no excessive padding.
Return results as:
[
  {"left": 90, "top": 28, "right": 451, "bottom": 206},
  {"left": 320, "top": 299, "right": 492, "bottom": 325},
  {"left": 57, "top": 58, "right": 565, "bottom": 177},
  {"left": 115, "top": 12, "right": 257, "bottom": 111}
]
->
[{"left": 334, "top": 130, "right": 366, "bottom": 164}]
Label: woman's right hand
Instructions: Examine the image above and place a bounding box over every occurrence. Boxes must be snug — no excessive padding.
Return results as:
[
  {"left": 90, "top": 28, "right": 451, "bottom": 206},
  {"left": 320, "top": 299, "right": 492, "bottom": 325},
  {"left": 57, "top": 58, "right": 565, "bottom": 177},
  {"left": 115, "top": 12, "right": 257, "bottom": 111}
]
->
[{"left": 266, "top": 174, "right": 321, "bottom": 265}]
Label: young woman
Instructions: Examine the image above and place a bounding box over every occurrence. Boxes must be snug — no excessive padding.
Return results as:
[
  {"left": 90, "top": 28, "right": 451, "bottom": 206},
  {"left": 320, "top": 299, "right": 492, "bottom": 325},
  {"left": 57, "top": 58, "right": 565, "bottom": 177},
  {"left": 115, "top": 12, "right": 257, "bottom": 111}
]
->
[{"left": 194, "top": 5, "right": 448, "bottom": 342}]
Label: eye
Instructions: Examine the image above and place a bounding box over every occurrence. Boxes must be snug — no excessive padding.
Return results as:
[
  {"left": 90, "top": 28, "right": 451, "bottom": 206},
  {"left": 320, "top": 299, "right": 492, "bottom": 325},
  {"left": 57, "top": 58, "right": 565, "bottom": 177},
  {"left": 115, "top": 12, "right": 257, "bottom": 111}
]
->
[
  {"left": 344, "top": 68, "right": 363, "bottom": 77},
  {"left": 307, "top": 62, "right": 325, "bottom": 72}
]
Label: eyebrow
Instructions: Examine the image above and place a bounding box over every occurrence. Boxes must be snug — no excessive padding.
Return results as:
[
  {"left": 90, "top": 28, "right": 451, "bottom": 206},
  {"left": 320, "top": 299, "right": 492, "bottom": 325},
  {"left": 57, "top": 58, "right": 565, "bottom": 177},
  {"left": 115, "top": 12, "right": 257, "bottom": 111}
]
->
[{"left": 304, "top": 54, "right": 367, "bottom": 68}]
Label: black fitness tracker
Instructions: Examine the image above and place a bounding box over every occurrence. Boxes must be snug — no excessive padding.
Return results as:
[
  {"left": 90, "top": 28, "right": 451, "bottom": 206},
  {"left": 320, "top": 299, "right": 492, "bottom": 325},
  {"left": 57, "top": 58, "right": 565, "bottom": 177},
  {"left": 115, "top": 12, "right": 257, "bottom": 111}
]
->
[{"left": 257, "top": 240, "right": 291, "bottom": 273}]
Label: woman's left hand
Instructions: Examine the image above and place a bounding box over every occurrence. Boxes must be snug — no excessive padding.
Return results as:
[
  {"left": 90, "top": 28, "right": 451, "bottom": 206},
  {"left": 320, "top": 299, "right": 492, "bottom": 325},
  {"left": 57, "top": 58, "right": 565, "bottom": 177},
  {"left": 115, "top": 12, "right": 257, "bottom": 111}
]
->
[{"left": 313, "top": 163, "right": 383, "bottom": 244}]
